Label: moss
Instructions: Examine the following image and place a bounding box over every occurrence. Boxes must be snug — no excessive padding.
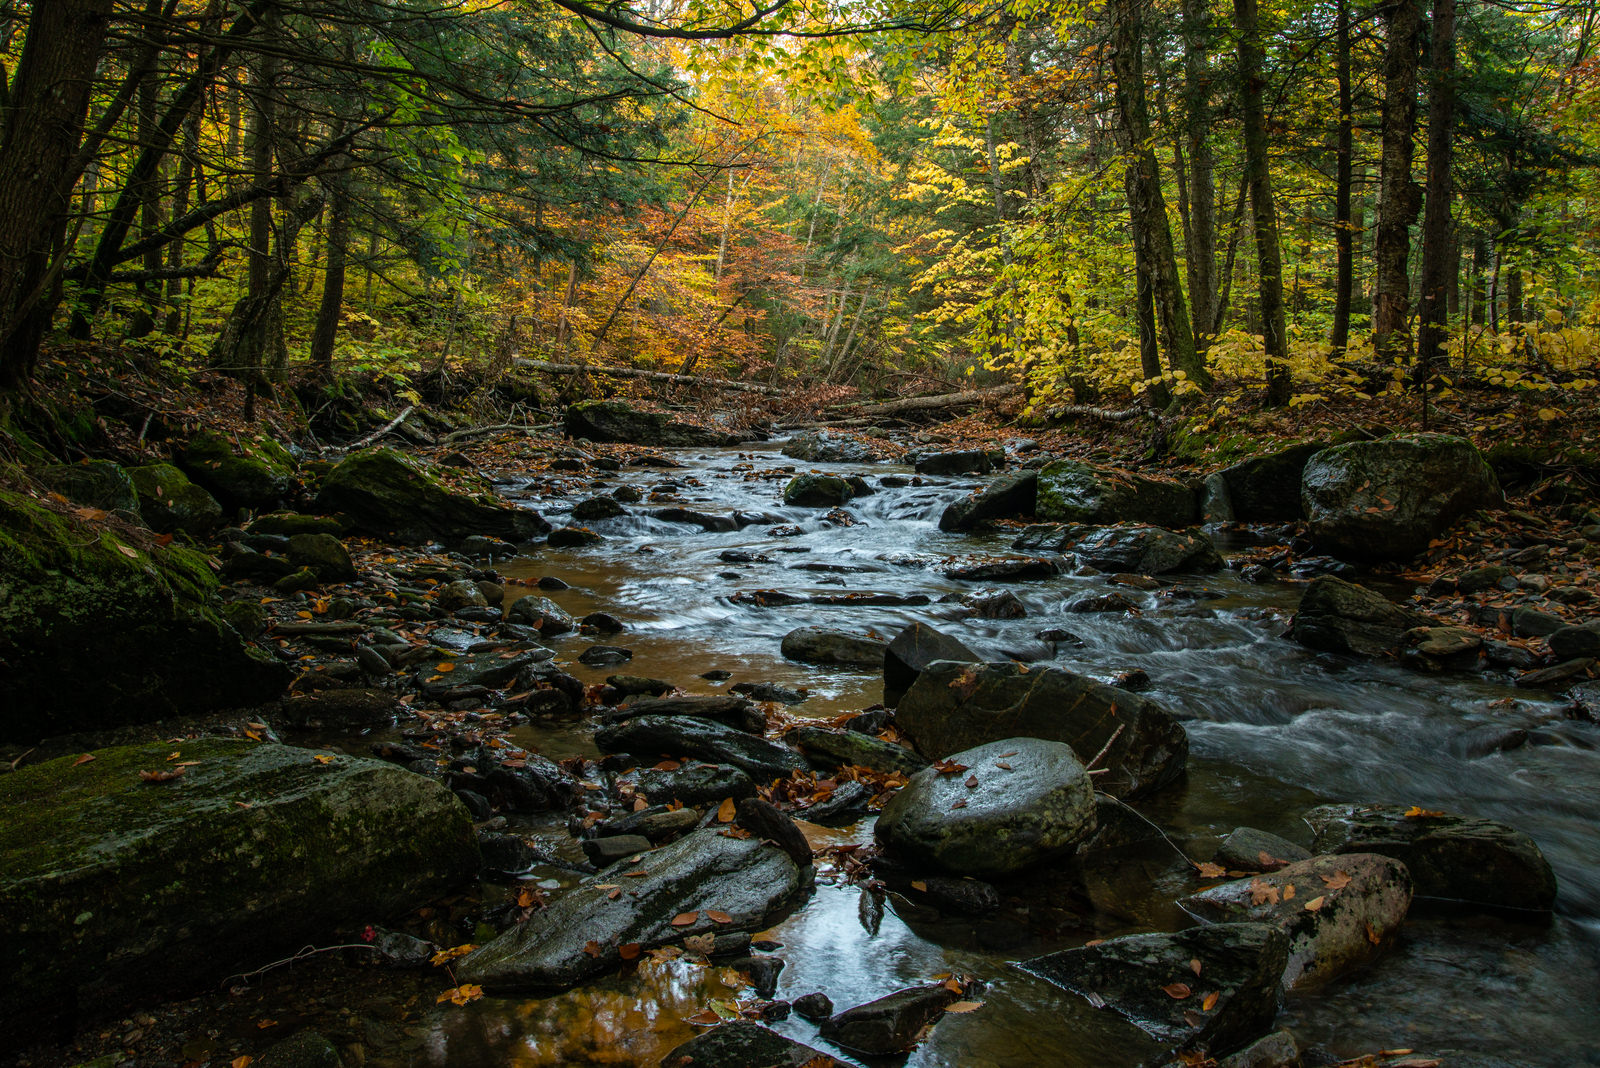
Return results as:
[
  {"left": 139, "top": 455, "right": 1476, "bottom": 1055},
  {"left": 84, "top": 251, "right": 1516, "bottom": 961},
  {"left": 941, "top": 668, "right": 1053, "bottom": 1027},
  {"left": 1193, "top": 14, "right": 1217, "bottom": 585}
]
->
[
  {"left": 178, "top": 430, "right": 295, "bottom": 510},
  {"left": 1168, "top": 421, "right": 1266, "bottom": 466},
  {"left": 128, "top": 462, "right": 223, "bottom": 534}
]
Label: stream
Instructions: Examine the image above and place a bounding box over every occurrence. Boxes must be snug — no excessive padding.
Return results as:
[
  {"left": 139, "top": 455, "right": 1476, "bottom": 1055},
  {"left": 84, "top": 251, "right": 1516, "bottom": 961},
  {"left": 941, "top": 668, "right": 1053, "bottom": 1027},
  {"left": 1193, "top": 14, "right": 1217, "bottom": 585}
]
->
[{"left": 378, "top": 441, "right": 1600, "bottom": 1066}]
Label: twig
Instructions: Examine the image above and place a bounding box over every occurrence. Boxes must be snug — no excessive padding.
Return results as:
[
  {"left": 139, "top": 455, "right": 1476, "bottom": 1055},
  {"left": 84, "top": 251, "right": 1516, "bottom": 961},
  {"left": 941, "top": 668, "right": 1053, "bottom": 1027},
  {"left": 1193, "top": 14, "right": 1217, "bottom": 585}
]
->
[
  {"left": 7, "top": 748, "right": 36, "bottom": 772},
  {"left": 1094, "top": 791, "right": 1200, "bottom": 869},
  {"left": 350, "top": 405, "right": 416, "bottom": 448},
  {"left": 221, "top": 942, "right": 373, "bottom": 988},
  {"left": 1083, "top": 724, "right": 1125, "bottom": 772}
]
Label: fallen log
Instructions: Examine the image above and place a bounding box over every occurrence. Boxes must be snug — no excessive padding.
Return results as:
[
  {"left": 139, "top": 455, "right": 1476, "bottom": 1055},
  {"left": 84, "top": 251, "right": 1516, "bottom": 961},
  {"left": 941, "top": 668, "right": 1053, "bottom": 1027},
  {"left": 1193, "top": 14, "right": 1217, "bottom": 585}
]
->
[
  {"left": 1043, "top": 403, "right": 1150, "bottom": 423},
  {"left": 842, "top": 383, "right": 1025, "bottom": 417},
  {"left": 511, "top": 359, "right": 782, "bottom": 395},
  {"left": 350, "top": 405, "right": 416, "bottom": 448}
]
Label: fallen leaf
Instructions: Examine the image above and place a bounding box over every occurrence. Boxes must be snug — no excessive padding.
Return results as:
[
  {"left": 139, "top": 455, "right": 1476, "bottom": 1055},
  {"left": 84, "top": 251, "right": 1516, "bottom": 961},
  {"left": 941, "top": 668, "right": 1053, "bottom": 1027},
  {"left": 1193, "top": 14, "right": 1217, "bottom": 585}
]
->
[
  {"left": 435, "top": 984, "right": 484, "bottom": 1006},
  {"left": 232, "top": 1057, "right": 254, "bottom": 1068},
  {"left": 1365, "top": 920, "right": 1382, "bottom": 945},
  {"left": 1248, "top": 878, "right": 1280, "bottom": 906},
  {"left": 1322, "top": 870, "right": 1352, "bottom": 890},
  {"left": 608, "top": 889, "right": 622, "bottom": 900},
  {"left": 911, "top": 880, "right": 928, "bottom": 892},
  {"left": 671, "top": 911, "right": 701, "bottom": 926},
  {"left": 618, "top": 942, "right": 642, "bottom": 960},
  {"left": 256, "top": 1019, "right": 278, "bottom": 1030},
  {"left": 654, "top": 760, "right": 681, "bottom": 771},
  {"left": 1257, "top": 850, "right": 1287, "bottom": 870},
  {"left": 950, "top": 800, "right": 967, "bottom": 809},
  {"left": 1194, "top": 861, "right": 1228, "bottom": 879},
  {"left": 1201, "top": 991, "right": 1219, "bottom": 1011},
  {"left": 683, "top": 933, "right": 715, "bottom": 955},
  {"left": 932, "top": 759, "right": 969, "bottom": 775},
  {"left": 623, "top": 869, "right": 649, "bottom": 878},
  {"left": 1304, "top": 895, "right": 1326, "bottom": 912},
  {"left": 632, "top": 796, "right": 649, "bottom": 811},
  {"left": 139, "top": 766, "right": 188, "bottom": 783},
  {"left": 1404, "top": 805, "right": 1448, "bottom": 819},
  {"left": 435, "top": 662, "right": 456, "bottom": 673},
  {"left": 429, "top": 944, "right": 477, "bottom": 966},
  {"left": 312, "top": 754, "right": 335, "bottom": 765},
  {"left": 1162, "top": 982, "right": 1192, "bottom": 999},
  {"left": 994, "top": 761, "right": 1012, "bottom": 770},
  {"left": 943, "top": 978, "right": 964, "bottom": 993},
  {"left": 583, "top": 940, "right": 603, "bottom": 958},
  {"left": 706, "top": 910, "right": 733, "bottom": 924},
  {"left": 73, "top": 753, "right": 96, "bottom": 767},
  {"left": 945, "top": 1000, "right": 984, "bottom": 1013},
  {"left": 1189, "top": 958, "right": 1202, "bottom": 976},
  {"left": 115, "top": 543, "right": 139, "bottom": 558},
  {"left": 1282, "top": 882, "right": 1296, "bottom": 901},
  {"left": 964, "top": 774, "right": 979, "bottom": 788},
  {"left": 685, "top": 1009, "right": 721, "bottom": 1025},
  {"left": 716, "top": 797, "right": 737, "bottom": 823}
]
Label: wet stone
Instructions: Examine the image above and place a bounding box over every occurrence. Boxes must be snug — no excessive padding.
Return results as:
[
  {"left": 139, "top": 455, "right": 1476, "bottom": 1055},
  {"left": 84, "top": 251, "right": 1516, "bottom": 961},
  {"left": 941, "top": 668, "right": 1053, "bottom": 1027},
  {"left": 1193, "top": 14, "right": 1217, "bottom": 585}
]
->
[
  {"left": 621, "top": 761, "right": 757, "bottom": 806},
  {"left": 792, "top": 992, "right": 834, "bottom": 1020},
  {"left": 785, "top": 725, "right": 928, "bottom": 777},
  {"left": 780, "top": 625, "right": 889, "bottom": 669},
  {"left": 818, "top": 982, "right": 962, "bottom": 1056},
  {"left": 578, "top": 645, "right": 632, "bottom": 666},
  {"left": 1214, "top": 827, "right": 1312, "bottom": 872},
  {"left": 581, "top": 834, "right": 654, "bottom": 867},
  {"left": 661, "top": 1022, "right": 846, "bottom": 1068}
]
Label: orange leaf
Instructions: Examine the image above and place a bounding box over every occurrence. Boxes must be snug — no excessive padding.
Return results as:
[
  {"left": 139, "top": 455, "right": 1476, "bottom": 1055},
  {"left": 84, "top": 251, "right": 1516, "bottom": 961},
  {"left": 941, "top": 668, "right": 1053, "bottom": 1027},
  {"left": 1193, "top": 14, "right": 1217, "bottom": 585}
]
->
[
  {"left": 139, "top": 766, "right": 188, "bottom": 783},
  {"left": 910, "top": 880, "right": 928, "bottom": 892},
  {"left": 964, "top": 774, "right": 979, "bottom": 788},
  {"left": 608, "top": 889, "right": 622, "bottom": 900},
  {"left": 1162, "top": 982, "right": 1192, "bottom": 1000},
  {"left": 1248, "top": 878, "right": 1279, "bottom": 906},
  {"left": 73, "top": 753, "right": 96, "bottom": 767},
  {"left": 671, "top": 911, "right": 700, "bottom": 926},
  {"left": 1189, "top": 958, "right": 1202, "bottom": 976},
  {"left": 1201, "top": 991, "right": 1219, "bottom": 1011},
  {"left": 583, "top": 940, "right": 603, "bottom": 958},
  {"left": 706, "top": 910, "right": 733, "bottom": 924},
  {"left": 115, "top": 543, "right": 138, "bottom": 559},
  {"left": 435, "top": 662, "right": 456, "bottom": 672},
  {"left": 1194, "top": 861, "right": 1227, "bottom": 879},
  {"left": 1322, "top": 870, "right": 1352, "bottom": 890},
  {"left": 945, "top": 1000, "right": 984, "bottom": 1013},
  {"left": 716, "top": 797, "right": 737, "bottom": 823},
  {"left": 232, "top": 1057, "right": 254, "bottom": 1068},
  {"left": 312, "top": 754, "right": 335, "bottom": 765},
  {"left": 1282, "top": 883, "right": 1296, "bottom": 901},
  {"left": 619, "top": 942, "right": 642, "bottom": 960},
  {"left": 1304, "top": 895, "right": 1326, "bottom": 912},
  {"left": 654, "top": 760, "right": 681, "bottom": 771},
  {"left": 1404, "top": 805, "right": 1447, "bottom": 819},
  {"left": 994, "top": 761, "right": 1012, "bottom": 770},
  {"left": 932, "top": 759, "right": 969, "bottom": 775},
  {"left": 256, "top": 1019, "right": 278, "bottom": 1030}
]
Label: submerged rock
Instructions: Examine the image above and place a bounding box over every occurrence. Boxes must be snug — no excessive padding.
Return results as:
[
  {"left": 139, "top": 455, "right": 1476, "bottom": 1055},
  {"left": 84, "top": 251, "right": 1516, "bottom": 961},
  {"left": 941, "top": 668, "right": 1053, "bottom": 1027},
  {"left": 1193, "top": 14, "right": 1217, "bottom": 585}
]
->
[
  {"left": 0, "top": 740, "right": 477, "bottom": 1039},
  {"left": 875, "top": 738, "right": 1096, "bottom": 878},
  {"left": 1302, "top": 434, "right": 1501, "bottom": 561},
  {"left": 315, "top": 448, "right": 548, "bottom": 544},
  {"left": 564, "top": 399, "right": 745, "bottom": 447},
  {"left": 1303, "top": 802, "right": 1557, "bottom": 911},
  {"left": 1287, "top": 576, "right": 1433, "bottom": 658},
  {"left": 661, "top": 1022, "right": 846, "bottom": 1068},
  {"left": 895, "top": 661, "right": 1188, "bottom": 799},
  {"left": 458, "top": 829, "right": 802, "bottom": 990},
  {"left": 780, "top": 625, "right": 889, "bottom": 669},
  {"left": 1021, "top": 923, "right": 1290, "bottom": 1056},
  {"left": 817, "top": 982, "right": 963, "bottom": 1056},
  {"left": 1036, "top": 459, "right": 1198, "bottom": 527},
  {"left": 1177, "top": 853, "right": 1412, "bottom": 989}
]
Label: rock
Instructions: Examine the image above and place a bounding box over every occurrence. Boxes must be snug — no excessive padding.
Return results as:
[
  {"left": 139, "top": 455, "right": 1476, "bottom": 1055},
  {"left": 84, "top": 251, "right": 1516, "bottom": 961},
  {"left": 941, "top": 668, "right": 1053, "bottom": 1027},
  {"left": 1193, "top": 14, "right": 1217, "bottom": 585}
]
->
[
  {"left": 249, "top": 513, "right": 345, "bottom": 538},
  {"left": 435, "top": 578, "right": 488, "bottom": 611},
  {"left": 278, "top": 689, "right": 401, "bottom": 731},
  {"left": 480, "top": 831, "right": 540, "bottom": 873},
  {"left": 941, "top": 554, "right": 1060, "bottom": 582},
  {"left": 1303, "top": 802, "right": 1557, "bottom": 911},
  {"left": 1066, "top": 590, "right": 1137, "bottom": 614},
  {"left": 1214, "top": 827, "right": 1312, "bottom": 872},
  {"left": 1400, "top": 625, "right": 1483, "bottom": 671},
  {"left": 1549, "top": 622, "right": 1600, "bottom": 660},
  {"left": 1013, "top": 522, "right": 1094, "bottom": 552},
  {"left": 1302, "top": 434, "right": 1501, "bottom": 561},
  {"left": 564, "top": 399, "right": 743, "bottom": 447},
  {"left": 818, "top": 982, "right": 962, "bottom": 1056},
  {"left": 1020, "top": 923, "right": 1290, "bottom": 1057},
  {"left": 729, "top": 681, "right": 807, "bottom": 704},
  {"left": 785, "top": 726, "right": 929, "bottom": 776},
  {"left": 1458, "top": 564, "right": 1513, "bottom": 594},
  {"left": 254, "top": 1031, "right": 343, "bottom": 1068},
  {"left": 1212, "top": 1030, "right": 1300, "bottom": 1068},
  {"left": 506, "top": 595, "right": 576, "bottom": 635},
  {"left": 617, "top": 695, "right": 765, "bottom": 734},
  {"left": 548, "top": 525, "right": 602, "bottom": 547},
  {"left": 623, "top": 762, "right": 756, "bottom": 806},
  {"left": 938, "top": 469, "right": 1038, "bottom": 532},
  {"left": 128, "top": 462, "right": 224, "bottom": 534},
  {"left": 782, "top": 430, "right": 878, "bottom": 463},
  {"left": 41, "top": 460, "right": 141, "bottom": 515},
  {"left": 572, "top": 496, "right": 626, "bottom": 521},
  {"left": 1212, "top": 442, "right": 1327, "bottom": 523},
  {"left": 0, "top": 740, "right": 477, "bottom": 1039},
  {"left": 458, "top": 829, "right": 801, "bottom": 990},
  {"left": 780, "top": 625, "right": 888, "bottom": 669},
  {"left": 596, "top": 715, "right": 807, "bottom": 782},
  {"left": 416, "top": 649, "right": 549, "bottom": 696},
  {"left": 783, "top": 473, "right": 854, "bottom": 507},
  {"left": 596, "top": 805, "right": 701, "bottom": 842},
  {"left": 895, "top": 661, "right": 1188, "bottom": 799},
  {"left": 1516, "top": 657, "right": 1596, "bottom": 689},
  {"left": 579, "top": 645, "right": 632, "bottom": 666},
  {"left": 582, "top": 835, "right": 655, "bottom": 867},
  {"left": 660, "top": 1022, "right": 846, "bottom": 1068},
  {"left": 730, "top": 954, "right": 785, "bottom": 995},
  {"left": 608, "top": 674, "right": 674, "bottom": 697},
  {"left": 1036, "top": 459, "right": 1198, "bottom": 526},
  {"left": 793, "top": 992, "right": 834, "bottom": 1020},
  {"left": 905, "top": 874, "right": 1001, "bottom": 914},
  {"left": 884, "top": 622, "right": 980, "bottom": 708},
  {"left": 1177, "top": 853, "right": 1413, "bottom": 989},
  {"left": 949, "top": 588, "right": 1027, "bottom": 620},
  {"left": 874, "top": 738, "right": 1096, "bottom": 877},
  {"left": 316, "top": 449, "right": 548, "bottom": 544},
  {"left": 0, "top": 490, "right": 290, "bottom": 742},
  {"left": 1511, "top": 606, "right": 1565, "bottom": 638},
  {"left": 1287, "top": 576, "right": 1434, "bottom": 657},
  {"left": 1072, "top": 525, "right": 1225, "bottom": 574},
  {"left": 177, "top": 429, "right": 296, "bottom": 511},
  {"left": 286, "top": 532, "right": 357, "bottom": 582},
  {"left": 915, "top": 448, "right": 992, "bottom": 476},
  {"left": 735, "top": 798, "right": 813, "bottom": 870},
  {"left": 651, "top": 507, "right": 739, "bottom": 532}
]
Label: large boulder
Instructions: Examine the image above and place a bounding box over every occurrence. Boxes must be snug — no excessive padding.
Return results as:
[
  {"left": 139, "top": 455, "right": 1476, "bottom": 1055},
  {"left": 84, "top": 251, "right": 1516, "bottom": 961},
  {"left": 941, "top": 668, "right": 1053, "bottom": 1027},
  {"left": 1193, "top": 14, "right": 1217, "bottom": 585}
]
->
[
  {"left": 564, "top": 400, "right": 743, "bottom": 447},
  {"left": 1207, "top": 442, "right": 1327, "bottom": 523},
  {"left": 883, "top": 622, "right": 980, "bottom": 707},
  {"left": 914, "top": 448, "right": 993, "bottom": 476},
  {"left": 1020, "top": 923, "right": 1290, "bottom": 1057},
  {"left": 817, "top": 982, "right": 963, "bottom": 1055},
  {"left": 1072, "top": 525, "right": 1225, "bottom": 574},
  {"left": 0, "top": 740, "right": 477, "bottom": 1039},
  {"left": 1302, "top": 434, "right": 1501, "bottom": 561},
  {"left": 1287, "top": 576, "right": 1433, "bottom": 657},
  {"left": 1177, "top": 853, "right": 1413, "bottom": 989},
  {"left": 783, "top": 473, "right": 854, "bottom": 507},
  {"left": 1036, "top": 459, "right": 1198, "bottom": 527},
  {"left": 780, "top": 625, "right": 889, "bottom": 669},
  {"left": 128, "top": 462, "right": 223, "bottom": 535},
  {"left": 0, "top": 490, "right": 289, "bottom": 742},
  {"left": 40, "top": 460, "right": 141, "bottom": 515},
  {"left": 457, "top": 828, "right": 802, "bottom": 990},
  {"left": 895, "top": 661, "right": 1188, "bottom": 799},
  {"left": 781, "top": 430, "right": 878, "bottom": 464},
  {"left": 594, "top": 715, "right": 808, "bottom": 782},
  {"left": 315, "top": 448, "right": 548, "bottom": 544},
  {"left": 938, "top": 469, "right": 1038, "bottom": 532},
  {"left": 177, "top": 429, "right": 297, "bottom": 511},
  {"left": 1303, "top": 802, "right": 1557, "bottom": 911},
  {"left": 874, "top": 738, "right": 1097, "bottom": 878}
]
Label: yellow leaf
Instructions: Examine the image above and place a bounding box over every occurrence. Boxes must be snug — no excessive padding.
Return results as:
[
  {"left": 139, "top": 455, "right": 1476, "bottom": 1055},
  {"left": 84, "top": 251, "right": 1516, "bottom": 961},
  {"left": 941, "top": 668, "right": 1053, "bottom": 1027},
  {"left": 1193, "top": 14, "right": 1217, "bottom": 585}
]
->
[
  {"left": 945, "top": 1000, "right": 984, "bottom": 1013},
  {"left": 313, "top": 754, "right": 335, "bottom": 765},
  {"left": 716, "top": 797, "right": 737, "bottom": 823},
  {"left": 1304, "top": 895, "right": 1326, "bottom": 911}
]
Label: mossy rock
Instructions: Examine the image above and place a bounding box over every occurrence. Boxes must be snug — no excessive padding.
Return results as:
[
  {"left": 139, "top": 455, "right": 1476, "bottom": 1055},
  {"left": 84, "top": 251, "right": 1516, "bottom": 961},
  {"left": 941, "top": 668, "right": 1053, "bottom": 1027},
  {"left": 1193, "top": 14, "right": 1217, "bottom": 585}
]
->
[
  {"left": 1036, "top": 459, "right": 1198, "bottom": 527},
  {"left": 248, "top": 512, "right": 347, "bottom": 538},
  {"left": 0, "top": 489, "right": 290, "bottom": 742},
  {"left": 177, "top": 430, "right": 297, "bottom": 511},
  {"left": 314, "top": 448, "right": 549, "bottom": 545},
  {"left": 128, "top": 463, "right": 223, "bottom": 535},
  {"left": 783, "top": 473, "right": 854, "bottom": 507},
  {"left": 0, "top": 739, "right": 478, "bottom": 1040},
  {"left": 40, "top": 460, "right": 141, "bottom": 515}
]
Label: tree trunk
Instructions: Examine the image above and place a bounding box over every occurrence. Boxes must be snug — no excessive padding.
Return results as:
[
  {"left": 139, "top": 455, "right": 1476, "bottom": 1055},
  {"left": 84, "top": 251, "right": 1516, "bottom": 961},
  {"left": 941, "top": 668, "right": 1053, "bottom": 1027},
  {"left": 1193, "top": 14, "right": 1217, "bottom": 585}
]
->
[
  {"left": 1236, "top": 0, "right": 1291, "bottom": 406},
  {"left": 0, "top": 0, "right": 115, "bottom": 388},
  {"left": 1373, "top": 0, "right": 1422, "bottom": 360},
  {"left": 1331, "top": 0, "right": 1356, "bottom": 351},
  {"left": 1111, "top": 0, "right": 1209, "bottom": 389},
  {"left": 1415, "top": 0, "right": 1456, "bottom": 404},
  {"left": 1181, "top": 0, "right": 1219, "bottom": 342},
  {"left": 309, "top": 176, "right": 350, "bottom": 376}
]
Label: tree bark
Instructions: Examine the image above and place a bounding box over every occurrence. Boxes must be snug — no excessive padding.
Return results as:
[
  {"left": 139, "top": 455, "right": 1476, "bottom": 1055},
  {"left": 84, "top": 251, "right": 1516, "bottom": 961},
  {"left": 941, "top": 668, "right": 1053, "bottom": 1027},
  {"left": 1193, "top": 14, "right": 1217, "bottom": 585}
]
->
[
  {"left": 1110, "top": 0, "right": 1209, "bottom": 389},
  {"left": 1236, "top": 0, "right": 1292, "bottom": 406},
  {"left": 309, "top": 174, "right": 351, "bottom": 376},
  {"left": 0, "top": 0, "right": 115, "bottom": 388},
  {"left": 1181, "top": 0, "right": 1219, "bottom": 342},
  {"left": 1373, "top": 0, "right": 1422, "bottom": 360},
  {"left": 1415, "top": 0, "right": 1457, "bottom": 405},
  {"left": 1331, "top": 0, "right": 1356, "bottom": 351}
]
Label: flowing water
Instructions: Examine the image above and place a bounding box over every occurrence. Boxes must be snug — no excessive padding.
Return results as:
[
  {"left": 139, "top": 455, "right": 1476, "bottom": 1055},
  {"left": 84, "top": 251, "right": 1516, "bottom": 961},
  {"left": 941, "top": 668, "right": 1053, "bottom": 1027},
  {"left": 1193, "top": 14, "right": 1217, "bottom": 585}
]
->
[{"left": 401, "top": 441, "right": 1600, "bottom": 1067}]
